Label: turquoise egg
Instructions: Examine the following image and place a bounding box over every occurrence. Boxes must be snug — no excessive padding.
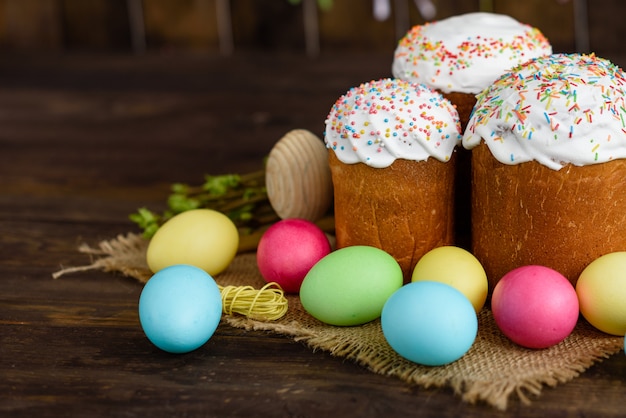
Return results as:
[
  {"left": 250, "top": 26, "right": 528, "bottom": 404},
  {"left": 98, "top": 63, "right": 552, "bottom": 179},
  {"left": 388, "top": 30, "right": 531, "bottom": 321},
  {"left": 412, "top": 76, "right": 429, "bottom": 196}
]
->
[
  {"left": 139, "top": 264, "right": 222, "bottom": 353},
  {"left": 381, "top": 281, "right": 477, "bottom": 366},
  {"left": 299, "top": 246, "right": 403, "bottom": 326}
]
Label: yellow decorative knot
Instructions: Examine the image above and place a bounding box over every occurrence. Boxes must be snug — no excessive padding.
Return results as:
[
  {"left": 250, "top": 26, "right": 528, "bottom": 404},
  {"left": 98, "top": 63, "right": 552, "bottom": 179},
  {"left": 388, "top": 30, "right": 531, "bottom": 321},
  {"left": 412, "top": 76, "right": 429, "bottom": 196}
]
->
[{"left": 218, "top": 282, "right": 288, "bottom": 321}]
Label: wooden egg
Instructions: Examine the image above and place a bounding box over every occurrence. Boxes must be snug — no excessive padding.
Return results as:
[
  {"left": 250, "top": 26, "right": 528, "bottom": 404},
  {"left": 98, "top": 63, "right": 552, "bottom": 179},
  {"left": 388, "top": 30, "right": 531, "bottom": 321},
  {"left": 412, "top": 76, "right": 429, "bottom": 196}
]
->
[{"left": 266, "top": 129, "right": 333, "bottom": 221}]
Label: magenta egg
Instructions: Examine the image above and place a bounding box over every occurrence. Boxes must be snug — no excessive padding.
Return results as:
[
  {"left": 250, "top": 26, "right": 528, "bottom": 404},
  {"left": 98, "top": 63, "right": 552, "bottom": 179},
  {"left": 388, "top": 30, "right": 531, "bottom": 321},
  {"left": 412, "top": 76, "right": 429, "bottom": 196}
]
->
[
  {"left": 256, "top": 218, "right": 332, "bottom": 293},
  {"left": 491, "top": 265, "right": 579, "bottom": 349}
]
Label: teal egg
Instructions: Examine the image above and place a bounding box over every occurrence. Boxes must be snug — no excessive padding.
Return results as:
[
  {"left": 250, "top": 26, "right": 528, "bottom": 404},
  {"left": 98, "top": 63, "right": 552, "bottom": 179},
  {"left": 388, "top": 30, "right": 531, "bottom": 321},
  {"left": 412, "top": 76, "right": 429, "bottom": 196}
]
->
[
  {"left": 381, "top": 281, "right": 478, "bottom": 366},
  {"left": 139, "top": 264, "right": 222, "bottom": 353},
  {"left": 299, "top": 246, "right": 403, "bottom": 326}
]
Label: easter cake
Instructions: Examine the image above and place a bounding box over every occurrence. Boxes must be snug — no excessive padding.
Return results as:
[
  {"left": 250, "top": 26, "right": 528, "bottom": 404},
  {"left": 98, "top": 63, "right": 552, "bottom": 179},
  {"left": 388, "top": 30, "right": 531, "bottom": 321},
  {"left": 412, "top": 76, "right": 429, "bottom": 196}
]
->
[
  {"left": 463, "top": 53, "right": 626, "bottom": 288},
  {"left": 392, "top": 12, "right": 553, "bottom": 128},
  {"left": 324, "top": 78, "right": 462, "bottom": 281}
]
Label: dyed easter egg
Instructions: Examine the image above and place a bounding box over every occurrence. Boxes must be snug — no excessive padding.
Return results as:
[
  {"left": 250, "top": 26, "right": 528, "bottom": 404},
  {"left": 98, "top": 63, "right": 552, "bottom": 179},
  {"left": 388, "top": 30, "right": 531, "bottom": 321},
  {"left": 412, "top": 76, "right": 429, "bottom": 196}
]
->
[
  {"left": 147, "top": 209, "right": 239, "bottom": 276},
  {"left": 492, "top": 265, "right": 579, "bottom": 349},
  {"left": 138, "top": 264, "right": 222, "bottom": 354},
  {"left": 256, "top": 218, "right": 332, "bottom": 293},
  {"left": 411, "top": 246, "right": 488, "bottom": 312},
  {"left": 381, "top": 281, "right": 477, "bottom": 366},
  {"left": 577, "top": 252, "right": 626, "bottom": 336},
  {"left": 299, "top": 246, "right": 403, "bottom": 326}
]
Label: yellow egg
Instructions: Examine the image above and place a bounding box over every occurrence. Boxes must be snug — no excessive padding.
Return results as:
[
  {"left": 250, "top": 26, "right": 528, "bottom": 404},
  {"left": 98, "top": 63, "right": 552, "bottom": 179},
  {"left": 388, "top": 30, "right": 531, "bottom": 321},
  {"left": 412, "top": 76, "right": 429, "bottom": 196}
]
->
[
  {"left": 411, "top": 246, "right": 488, "bottom": 313},
  {"left": 147, "top": 209, "right": 239, "bottom": 276},
  {"left": 576, "top": 252, "right": 626, "bottom": 336}
]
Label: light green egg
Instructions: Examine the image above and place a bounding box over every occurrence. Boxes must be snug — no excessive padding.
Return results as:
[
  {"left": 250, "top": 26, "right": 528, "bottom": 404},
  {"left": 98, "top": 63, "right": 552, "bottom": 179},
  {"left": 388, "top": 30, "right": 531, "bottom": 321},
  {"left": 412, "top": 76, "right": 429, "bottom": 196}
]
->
[{"left": 299, "top": 246, "right": 403, "bottom": 326}]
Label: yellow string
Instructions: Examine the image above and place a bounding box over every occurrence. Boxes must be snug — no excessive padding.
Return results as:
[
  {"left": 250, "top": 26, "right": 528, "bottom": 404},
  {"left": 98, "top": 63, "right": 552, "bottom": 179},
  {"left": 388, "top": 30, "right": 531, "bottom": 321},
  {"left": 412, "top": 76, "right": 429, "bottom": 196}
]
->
[{"left": 218, "top": 282, "right": 288, "bottom": 321}]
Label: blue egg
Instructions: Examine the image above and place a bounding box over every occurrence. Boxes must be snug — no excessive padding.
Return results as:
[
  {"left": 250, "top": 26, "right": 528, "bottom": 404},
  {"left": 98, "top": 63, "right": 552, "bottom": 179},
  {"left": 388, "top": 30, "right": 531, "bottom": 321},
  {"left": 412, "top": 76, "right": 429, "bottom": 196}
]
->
[
  {"left": 138, "top": 264, "right": 222, "bottom": 353},
  {"left": 381, "top": 281, "right": 478, "bottom": 366}
]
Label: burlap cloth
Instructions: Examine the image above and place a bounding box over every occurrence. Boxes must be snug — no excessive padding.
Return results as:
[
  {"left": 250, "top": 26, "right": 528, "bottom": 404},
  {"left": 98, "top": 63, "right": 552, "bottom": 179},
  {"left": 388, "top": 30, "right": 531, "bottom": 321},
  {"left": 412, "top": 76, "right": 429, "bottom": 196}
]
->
[{"left": 54, "top": 233, "right": 624, "bottom": 411}]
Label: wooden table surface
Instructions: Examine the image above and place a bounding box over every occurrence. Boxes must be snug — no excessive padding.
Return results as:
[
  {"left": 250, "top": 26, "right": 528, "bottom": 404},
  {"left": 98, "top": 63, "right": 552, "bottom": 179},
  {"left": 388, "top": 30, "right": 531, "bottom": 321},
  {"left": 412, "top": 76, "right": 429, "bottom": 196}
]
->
[{"left": 1, "top": 51, "right": 624, "bottom": 418}]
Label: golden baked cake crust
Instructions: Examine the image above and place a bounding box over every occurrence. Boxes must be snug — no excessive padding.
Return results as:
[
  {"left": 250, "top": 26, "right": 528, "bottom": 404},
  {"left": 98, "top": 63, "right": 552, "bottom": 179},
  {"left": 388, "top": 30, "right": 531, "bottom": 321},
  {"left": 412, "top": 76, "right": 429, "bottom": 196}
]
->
[
  {"left": 329, "top": 151, "right": 456, "bottom": 281},
  {"left": 472, "top": 142, "right": 626, "bottom": 287}
]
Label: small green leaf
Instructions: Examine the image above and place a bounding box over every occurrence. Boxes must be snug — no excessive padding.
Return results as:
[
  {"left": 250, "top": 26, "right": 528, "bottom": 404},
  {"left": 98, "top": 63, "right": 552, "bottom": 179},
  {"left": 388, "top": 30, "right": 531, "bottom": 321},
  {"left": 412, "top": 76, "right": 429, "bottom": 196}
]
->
[
  {"left": 203, "top": 174, "right": 241, "bottom": 196},
  {"left": 167, "top": 194, "right": 201, "bottom": 213},
  {"left": 129, "top": 207, "right": 162, "bottom": 238}
]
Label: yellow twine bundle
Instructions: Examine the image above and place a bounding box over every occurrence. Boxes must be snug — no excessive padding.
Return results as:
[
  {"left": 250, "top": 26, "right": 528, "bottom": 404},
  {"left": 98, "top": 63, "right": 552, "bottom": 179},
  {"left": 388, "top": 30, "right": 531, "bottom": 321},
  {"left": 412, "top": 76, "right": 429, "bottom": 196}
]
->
[{"left": 218, "top": 282, "right": 288, "bottom": 321}]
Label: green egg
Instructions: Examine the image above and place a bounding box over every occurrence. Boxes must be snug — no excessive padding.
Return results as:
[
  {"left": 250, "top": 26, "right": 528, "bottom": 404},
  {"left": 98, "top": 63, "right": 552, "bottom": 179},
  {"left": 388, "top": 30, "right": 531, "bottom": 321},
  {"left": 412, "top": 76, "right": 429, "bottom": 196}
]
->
[{"left": 299, "top": 246, "right": 403, "bottom": 326}]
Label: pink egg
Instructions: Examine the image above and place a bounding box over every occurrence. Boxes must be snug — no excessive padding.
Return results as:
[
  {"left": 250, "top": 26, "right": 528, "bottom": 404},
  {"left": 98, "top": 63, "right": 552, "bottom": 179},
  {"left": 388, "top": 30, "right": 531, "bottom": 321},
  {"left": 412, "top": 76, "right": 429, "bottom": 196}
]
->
[
  {"left": 256, "top": 218, "right": 332, "bottom": 293},
  {"left": 491, "top": 265, "right": 579, "bottom": 349}
]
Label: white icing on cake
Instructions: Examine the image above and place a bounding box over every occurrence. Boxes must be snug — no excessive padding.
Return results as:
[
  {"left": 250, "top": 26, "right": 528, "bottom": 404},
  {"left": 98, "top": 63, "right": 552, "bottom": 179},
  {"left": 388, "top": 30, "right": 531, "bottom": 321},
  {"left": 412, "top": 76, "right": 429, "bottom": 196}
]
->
[
  {"left": 463, "top": 53, "right": 626, "bottom": 170},
  {"left": 392, "top": 12, "right": 553, "bottom": 94},
  {"left": 324, "top": 78, "right": 461, "bottom": 168}
]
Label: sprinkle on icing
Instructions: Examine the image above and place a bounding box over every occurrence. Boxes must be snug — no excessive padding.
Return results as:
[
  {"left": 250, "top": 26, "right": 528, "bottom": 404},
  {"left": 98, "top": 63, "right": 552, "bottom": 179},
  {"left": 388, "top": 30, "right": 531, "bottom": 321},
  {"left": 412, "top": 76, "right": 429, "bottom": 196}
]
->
[
  {"left": 392, "top": 13, "right": 552, "bottom": 94},
  {"left": 324, "top": 78, "right": 462, "bottom": 168},
  {"left": 463, "top": 53, "right": 626, "bottom": 170}
]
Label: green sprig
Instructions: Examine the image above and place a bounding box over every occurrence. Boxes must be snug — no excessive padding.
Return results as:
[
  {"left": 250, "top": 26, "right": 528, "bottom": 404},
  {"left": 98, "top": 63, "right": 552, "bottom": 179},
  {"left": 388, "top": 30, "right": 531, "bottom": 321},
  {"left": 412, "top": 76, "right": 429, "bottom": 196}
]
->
[{"left": 129, "top": 169, "right": 279, "bottom": 239}]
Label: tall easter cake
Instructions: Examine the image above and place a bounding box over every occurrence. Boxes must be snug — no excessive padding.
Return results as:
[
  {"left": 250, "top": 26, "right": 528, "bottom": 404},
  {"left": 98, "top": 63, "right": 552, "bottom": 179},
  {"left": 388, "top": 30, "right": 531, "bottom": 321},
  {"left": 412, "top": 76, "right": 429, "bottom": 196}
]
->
[
  {"left": 324, "top": 78, "right": 462, "bottom": 281},
  {"left": 463, "top": 53, "right": 626, "bottom": 288}
]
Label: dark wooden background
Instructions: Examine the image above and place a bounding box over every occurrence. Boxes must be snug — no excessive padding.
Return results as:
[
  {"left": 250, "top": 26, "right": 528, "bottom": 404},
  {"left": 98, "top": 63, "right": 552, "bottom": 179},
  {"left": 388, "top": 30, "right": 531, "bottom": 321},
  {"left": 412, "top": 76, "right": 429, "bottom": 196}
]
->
[{"left": 0, "top": 0, "right": 623, "bottom": 58}]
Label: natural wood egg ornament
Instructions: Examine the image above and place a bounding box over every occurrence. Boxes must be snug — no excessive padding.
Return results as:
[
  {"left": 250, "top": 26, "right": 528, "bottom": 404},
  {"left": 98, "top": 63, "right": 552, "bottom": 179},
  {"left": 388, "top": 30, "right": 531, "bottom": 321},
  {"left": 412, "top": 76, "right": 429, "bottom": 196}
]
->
[{"left": 265, "top": 129, "right": 333, "bottom": 221}]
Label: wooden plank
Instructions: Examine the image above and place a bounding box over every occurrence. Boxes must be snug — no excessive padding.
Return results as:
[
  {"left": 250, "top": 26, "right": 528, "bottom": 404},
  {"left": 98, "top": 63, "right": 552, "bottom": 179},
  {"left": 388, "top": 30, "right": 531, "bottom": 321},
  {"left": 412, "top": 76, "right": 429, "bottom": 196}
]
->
[{"left": 3, "top": 0, "right": 623, "bottom": 55}]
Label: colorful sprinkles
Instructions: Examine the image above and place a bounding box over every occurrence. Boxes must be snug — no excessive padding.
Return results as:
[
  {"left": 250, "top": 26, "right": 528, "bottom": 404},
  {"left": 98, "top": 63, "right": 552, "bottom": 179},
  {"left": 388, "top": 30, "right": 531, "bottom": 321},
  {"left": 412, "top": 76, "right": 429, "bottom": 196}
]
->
[
  {"left": 463, "top": 53, "right": 626, "bottom": 170},
  {"left": 392, "top": 13, "right": 552, "bottom": 94},
  {"left": 324, "top": 78, "right": 462, "bottom": 168}
]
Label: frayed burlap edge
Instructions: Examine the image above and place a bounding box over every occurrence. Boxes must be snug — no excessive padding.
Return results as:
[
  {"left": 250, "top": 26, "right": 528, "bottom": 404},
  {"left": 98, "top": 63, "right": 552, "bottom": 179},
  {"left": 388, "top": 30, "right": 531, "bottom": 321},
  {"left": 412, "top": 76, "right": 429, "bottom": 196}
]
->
[
  {"left": 53, "top": 232, "right": 624, "bottom": 411},
  {"left": 52, "top": 233, "right": 152, "bottom": 281}
]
